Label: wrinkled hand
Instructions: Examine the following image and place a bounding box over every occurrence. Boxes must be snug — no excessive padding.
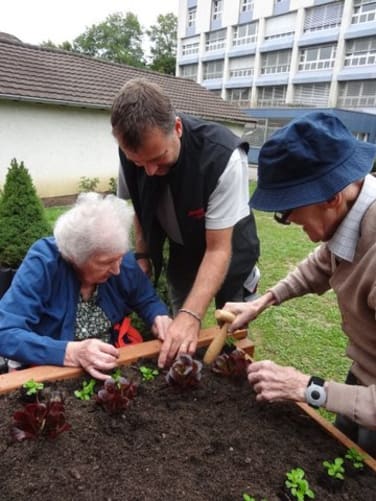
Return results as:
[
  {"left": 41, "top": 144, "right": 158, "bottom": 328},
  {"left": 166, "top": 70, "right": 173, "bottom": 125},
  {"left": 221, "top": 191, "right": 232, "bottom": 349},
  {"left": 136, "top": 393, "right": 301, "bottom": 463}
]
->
[
  {"left": 64, "top": 339, "right": 119, "bottom": 380},
  {"left": 151, "top": 315, "right": 173, "bottom": 341},
  {"left": 247, "top": 360, "right": 310, "bottom": 403},
  {"left": 157, "top": 314, "right": 200, "bottom": 368},
  {"left": 224, "top": 292, "right": 276, "bottom": 331}
]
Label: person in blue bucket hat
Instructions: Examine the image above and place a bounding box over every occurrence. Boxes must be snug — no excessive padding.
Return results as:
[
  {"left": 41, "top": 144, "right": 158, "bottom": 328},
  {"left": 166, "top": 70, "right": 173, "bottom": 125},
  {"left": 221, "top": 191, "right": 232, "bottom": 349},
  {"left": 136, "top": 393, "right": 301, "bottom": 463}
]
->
[{"left": 224, "top": 111, "right": 376, "bottom": 456}]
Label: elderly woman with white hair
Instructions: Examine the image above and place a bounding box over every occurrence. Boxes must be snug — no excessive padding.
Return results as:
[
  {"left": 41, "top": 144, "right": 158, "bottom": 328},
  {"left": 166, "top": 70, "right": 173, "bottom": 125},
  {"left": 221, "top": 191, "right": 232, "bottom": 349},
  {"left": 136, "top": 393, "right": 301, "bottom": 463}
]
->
[{"left": 0, "top": 192, "right": 171, "bottom": 379}]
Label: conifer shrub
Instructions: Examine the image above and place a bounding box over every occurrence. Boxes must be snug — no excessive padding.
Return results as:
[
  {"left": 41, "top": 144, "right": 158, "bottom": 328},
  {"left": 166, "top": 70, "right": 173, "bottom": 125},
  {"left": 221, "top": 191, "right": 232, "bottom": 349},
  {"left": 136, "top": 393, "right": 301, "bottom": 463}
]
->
[{"left": 0, "top": 159, "right": 52, "bottom": 269}]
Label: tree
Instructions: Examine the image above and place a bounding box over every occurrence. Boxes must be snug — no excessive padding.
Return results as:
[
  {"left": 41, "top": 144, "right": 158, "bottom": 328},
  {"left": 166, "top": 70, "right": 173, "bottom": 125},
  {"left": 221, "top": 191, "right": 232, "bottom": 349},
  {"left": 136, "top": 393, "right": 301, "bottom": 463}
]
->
[
  {"left": 0, "top": 159, "right": 51, "bottom": 269},
  {"left": 147, "top": 13, "right": 177, "bottom": 75},
  {"left": 71, "top": 12, "right": 145, "bottom": 66},
  {"left": 41, "top": 40, "right": 74, "bottom": 51}
]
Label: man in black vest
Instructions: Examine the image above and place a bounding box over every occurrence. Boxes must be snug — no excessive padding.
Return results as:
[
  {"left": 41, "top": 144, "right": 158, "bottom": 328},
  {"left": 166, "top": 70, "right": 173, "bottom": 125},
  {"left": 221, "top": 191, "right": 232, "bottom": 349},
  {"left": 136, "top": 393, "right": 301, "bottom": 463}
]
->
[{"left": 111, "top": 79, "right": 260, "bottom": 367}]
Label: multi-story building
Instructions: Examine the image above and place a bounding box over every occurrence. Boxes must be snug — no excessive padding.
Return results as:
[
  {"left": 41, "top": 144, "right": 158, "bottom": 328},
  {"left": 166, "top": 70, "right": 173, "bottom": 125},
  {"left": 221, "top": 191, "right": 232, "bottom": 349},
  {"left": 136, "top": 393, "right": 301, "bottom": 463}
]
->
[{"left": 177, "top": 0, "right": 376, "bottom": 161}]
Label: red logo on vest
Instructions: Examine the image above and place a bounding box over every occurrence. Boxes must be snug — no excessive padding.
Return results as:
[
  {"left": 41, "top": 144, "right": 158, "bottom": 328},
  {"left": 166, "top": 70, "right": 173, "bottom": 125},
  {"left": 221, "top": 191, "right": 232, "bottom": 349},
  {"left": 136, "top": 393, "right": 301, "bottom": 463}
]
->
[{"left": 187, "top": 208, "right": 205, "bottom": 219}]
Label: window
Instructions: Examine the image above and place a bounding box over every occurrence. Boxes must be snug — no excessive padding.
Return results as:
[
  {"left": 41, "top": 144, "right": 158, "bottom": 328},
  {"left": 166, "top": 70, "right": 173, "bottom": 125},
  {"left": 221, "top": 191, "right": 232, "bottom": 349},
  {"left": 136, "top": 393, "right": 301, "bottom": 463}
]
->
[
  {"left": 181, "top": 39, "right": 200, "bottom": 56},
  {"left": 294, "top": 83, "right": 330, "bottom": 106},
  {"left": 352, "top": 0, "right": 376, "bottom": 24},
  {"left": 227, "top": 88, "right": 251, "bottom": 107},
  {"left": 212, "top": 0, "right": 223, "bottom": 22},
  {"left": 206, "top": 29, "right": 226, "bottom": 51},
  {"left": 232, "top": 22, "right": 258, "bottom": 46},
  {"left": 298, "top": 44, "right": 337, "bottom": 71},
  {"left": 264, "top": 12, "right": 297, "bottom": 40},
  {"left": 203, "top": 60, "right": 224, "bottom": 79},
  {"left": 180, "top": 64, "right": 198, "bottom": 81},
  {"left": 229, "top": 56, "right": 255, "bottom": 78},
  {"left": 187, "top": 7, "right": 197, "bottom": 29},
  {"left": 345, "top": 37, "right": 376, "bottom": 66},
  {"left": 257, "top": 85, "right": 287, "bottom": 106},
  {"left": 338, "top": 80, "right": 376, "bottom": 107},
  {"left": 261, "top": 50, "right": 291, "bottom": 74},
  {"left": 304, "top": 2, "right": 343, "bottom": 33},
  {"left": 240, "top": 0, "right": 253, "bottom": 12}
]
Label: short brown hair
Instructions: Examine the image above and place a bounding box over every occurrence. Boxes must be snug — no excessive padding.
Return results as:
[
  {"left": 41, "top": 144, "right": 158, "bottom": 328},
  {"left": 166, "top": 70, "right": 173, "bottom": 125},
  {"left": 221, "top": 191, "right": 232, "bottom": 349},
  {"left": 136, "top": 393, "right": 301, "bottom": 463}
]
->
[{"left": 111, "top": 78, "right": 176, "bottom": 151}]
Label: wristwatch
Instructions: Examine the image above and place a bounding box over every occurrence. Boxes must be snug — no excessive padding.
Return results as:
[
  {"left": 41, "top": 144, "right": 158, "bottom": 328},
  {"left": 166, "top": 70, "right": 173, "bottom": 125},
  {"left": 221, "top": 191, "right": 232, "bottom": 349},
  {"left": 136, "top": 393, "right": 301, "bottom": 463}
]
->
[{"left": 304, "top": 376, "right": 327, "bottom": 408}]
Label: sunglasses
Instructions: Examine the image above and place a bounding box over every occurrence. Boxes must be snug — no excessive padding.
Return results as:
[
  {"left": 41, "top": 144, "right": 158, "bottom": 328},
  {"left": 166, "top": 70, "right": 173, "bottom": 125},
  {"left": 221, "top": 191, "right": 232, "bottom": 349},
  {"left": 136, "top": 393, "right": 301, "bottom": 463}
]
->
[{"left": 274, "top": 210, "right": 292, "bottom": 225}]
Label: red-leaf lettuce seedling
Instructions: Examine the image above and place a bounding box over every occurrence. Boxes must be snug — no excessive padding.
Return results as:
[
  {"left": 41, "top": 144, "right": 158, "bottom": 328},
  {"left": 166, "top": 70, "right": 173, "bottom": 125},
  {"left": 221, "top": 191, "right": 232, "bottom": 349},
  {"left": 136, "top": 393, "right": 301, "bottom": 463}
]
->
[
  {"left": 11, "top": 392, "right": 71, "bottom": 441},
  {"left": 166, "top": 354, "right": 202, "bottom": 389},
  {"left": 212, "top": 349, "right": 249, "bottom": 379},
  {"left": 96, "top": 376, "right": 137, "bottom": 415}
]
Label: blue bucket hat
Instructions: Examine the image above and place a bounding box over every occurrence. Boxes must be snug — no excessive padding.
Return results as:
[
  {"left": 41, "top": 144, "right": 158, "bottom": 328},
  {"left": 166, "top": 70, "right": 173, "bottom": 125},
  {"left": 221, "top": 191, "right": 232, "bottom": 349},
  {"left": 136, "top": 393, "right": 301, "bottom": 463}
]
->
[{"left": 250, "top": 111, "right": 376, "bottom": 211}]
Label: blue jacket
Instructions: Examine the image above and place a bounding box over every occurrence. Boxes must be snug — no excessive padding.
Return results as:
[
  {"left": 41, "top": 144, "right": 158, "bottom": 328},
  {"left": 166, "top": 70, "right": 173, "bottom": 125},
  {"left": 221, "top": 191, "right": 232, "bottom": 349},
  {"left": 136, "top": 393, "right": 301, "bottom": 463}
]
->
[{"left": 0, "top": 237, "right": 168, "bottom": 366}]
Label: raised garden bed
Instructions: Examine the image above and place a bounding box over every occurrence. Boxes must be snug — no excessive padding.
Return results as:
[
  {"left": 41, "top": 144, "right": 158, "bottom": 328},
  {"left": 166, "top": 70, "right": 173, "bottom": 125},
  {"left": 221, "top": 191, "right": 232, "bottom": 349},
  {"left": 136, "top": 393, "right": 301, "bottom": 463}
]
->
[{"left": 0, "top": 328, "right": 375, "bottom": 500}]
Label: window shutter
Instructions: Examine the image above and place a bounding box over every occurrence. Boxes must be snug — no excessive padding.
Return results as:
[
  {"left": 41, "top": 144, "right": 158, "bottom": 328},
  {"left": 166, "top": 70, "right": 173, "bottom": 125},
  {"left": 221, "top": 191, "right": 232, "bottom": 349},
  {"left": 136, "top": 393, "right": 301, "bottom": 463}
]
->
[{"left": 264, "top": 12, "right": 297, "bottom": 38}]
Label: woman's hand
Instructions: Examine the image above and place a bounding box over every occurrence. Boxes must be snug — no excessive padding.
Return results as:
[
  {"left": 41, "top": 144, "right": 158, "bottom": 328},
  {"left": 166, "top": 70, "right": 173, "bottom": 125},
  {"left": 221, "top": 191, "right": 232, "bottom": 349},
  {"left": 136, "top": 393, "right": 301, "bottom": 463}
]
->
[
  {"left": 151, "top": 315, "right": 173, "bottom": 341},
  {"left": 64, "top": 339, "right": 119, "bottom": 380}
]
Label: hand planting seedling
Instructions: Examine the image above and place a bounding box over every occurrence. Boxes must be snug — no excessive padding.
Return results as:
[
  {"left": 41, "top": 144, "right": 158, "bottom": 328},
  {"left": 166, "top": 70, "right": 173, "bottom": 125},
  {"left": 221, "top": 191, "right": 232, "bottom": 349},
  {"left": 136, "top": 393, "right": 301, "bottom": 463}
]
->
[
  {"left": 344, "top": 447, "right": 365, "bottom": 471},
  {"left": 139, "top": 365, "right": 159, "bottom": 382},
  {"left": 322, "top": 457, "right": 345, "bottom": 480},
  {"left": 74, "top": 378, "right": 96, "bottom": 400},
  {"left": 96, "top": 376, "right": 137, "bottom": 415},
  {"left": 284, "top": 467, "right": 315, "bottom": 501},
  {"left": 11, "top": 391, "right": 71, "bottom": 441},
  {"left": 166, "top": 354, "right": 202, "bottom": 389}
]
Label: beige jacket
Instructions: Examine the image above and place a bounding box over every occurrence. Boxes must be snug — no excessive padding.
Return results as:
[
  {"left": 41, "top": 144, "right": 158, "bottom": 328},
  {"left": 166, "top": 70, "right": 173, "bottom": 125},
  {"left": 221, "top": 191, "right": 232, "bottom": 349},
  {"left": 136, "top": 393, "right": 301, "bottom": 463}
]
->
[{"left": 270, "top": 202, "right": 376, "bottom": 429}]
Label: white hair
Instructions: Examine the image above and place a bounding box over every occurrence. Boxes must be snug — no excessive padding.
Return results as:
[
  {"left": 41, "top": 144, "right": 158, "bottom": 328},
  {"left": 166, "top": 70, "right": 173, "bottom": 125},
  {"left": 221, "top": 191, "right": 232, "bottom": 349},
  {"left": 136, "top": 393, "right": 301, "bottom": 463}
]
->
[{"left": 54, "top": 192, "right": 134, "bottom": 265}]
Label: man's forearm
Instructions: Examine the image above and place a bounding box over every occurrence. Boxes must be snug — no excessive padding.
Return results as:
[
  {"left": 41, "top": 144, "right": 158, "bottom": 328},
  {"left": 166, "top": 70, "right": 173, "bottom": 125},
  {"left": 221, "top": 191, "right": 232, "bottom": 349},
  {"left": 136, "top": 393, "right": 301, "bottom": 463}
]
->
[{"left": 182, "top": 247, "right": 231, "bottom": 318}]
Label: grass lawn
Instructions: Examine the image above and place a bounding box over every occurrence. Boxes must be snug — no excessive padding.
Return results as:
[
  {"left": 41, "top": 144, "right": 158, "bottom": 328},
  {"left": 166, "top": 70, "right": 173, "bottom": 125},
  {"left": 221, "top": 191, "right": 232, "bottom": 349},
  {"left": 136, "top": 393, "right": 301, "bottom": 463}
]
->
[{"left": 45, "top": 197, "right": 350, "bottom": 421}]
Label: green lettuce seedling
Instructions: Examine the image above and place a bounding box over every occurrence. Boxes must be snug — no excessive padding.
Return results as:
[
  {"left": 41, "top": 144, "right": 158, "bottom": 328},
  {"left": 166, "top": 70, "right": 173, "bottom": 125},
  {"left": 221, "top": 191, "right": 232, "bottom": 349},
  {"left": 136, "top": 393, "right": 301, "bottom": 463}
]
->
[
  {"left": 285, "top": 467, "right": 315, "bottom": 501},
  {"left": 242, "top": 494, "right": 256, "bottom": 501},
  {"left": 323, "top": 458, "right": 345, "bottom": 480},
  {"left": 74, "top": 379, "right": 96, "bottom": 400},
  {"left": 345, "top": 448, "right": 365, "bottom": 470},
  {"left": 242, "top": 494, "right": 268, "bottom": 501},
  {"left": 111, "top": 367, "right": 123, "bottom": 385},
  {"left": 22, "top": 379, "right": 44, "bottom": 396},
  {"left": 139, "top": 365, "right": 159, "bottom": 382}
]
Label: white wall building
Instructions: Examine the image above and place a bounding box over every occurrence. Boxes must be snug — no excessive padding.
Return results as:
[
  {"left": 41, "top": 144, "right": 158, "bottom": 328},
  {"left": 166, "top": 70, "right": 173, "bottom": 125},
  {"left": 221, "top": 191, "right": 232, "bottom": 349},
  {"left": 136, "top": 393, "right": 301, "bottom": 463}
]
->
[
  {"left": 177, "top": 0, "right": 376, "bottom": 113},
  {"left": 0, "top": 33, "right": 254, "bottom": 198}
]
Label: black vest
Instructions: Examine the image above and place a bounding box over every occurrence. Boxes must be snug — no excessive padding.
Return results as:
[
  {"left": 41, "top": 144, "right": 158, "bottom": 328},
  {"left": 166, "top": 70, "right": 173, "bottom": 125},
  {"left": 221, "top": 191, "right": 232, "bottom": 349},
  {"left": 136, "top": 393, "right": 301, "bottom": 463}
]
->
[{"left": 119, "top": 114, "right": 259, "bottom": 282}]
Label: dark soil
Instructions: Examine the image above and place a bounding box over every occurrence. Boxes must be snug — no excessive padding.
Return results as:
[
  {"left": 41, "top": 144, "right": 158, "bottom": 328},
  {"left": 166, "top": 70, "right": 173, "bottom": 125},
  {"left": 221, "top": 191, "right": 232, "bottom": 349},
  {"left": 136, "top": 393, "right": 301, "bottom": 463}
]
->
[{"left": 0, "top": 356, "right": 375, "bottom": 501}]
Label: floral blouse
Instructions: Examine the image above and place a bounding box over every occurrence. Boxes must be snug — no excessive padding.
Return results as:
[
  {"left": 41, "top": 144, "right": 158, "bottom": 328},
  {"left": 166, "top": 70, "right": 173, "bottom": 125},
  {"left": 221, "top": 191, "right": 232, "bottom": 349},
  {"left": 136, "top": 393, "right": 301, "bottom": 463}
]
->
[{"left": 75, "top": 287, "right": 111, "bottom": 343}]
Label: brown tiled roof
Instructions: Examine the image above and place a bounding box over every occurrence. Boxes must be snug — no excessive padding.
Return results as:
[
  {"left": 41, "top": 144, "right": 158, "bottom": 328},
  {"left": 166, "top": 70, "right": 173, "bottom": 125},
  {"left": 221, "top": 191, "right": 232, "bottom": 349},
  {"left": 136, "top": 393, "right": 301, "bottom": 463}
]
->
[{"left": 0, "top": 36, "right": 255, "bottom": 125}]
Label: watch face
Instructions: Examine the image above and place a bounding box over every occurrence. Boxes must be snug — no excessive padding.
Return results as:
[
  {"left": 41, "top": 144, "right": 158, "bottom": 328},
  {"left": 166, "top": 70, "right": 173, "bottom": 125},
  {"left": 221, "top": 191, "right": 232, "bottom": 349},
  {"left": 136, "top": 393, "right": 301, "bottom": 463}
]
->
[{"left": 305, "top": 382, "right": 326, "bottom": 408}]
